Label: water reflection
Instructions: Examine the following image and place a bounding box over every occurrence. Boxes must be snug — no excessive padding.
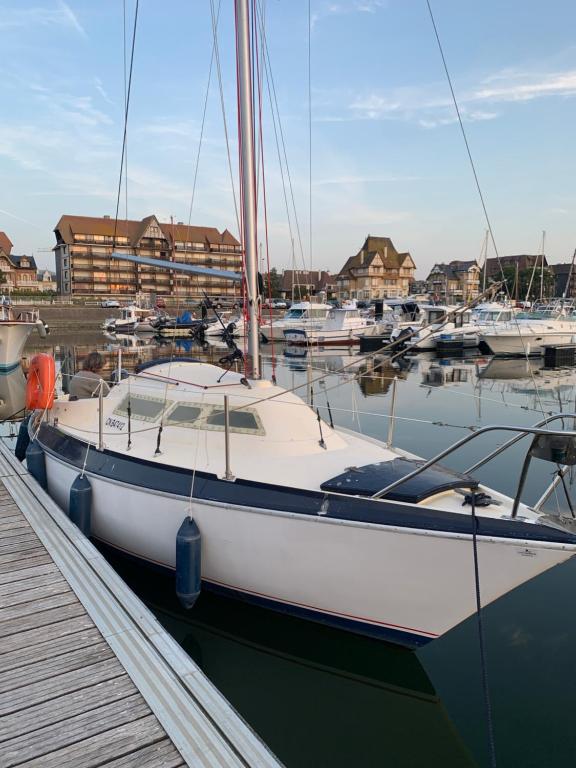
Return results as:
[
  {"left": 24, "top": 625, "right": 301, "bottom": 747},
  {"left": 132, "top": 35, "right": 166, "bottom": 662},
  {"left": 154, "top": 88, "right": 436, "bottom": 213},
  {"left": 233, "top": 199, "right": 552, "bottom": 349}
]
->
[{"left": 105, "top": 548, "right": 475, "bottom": 768}]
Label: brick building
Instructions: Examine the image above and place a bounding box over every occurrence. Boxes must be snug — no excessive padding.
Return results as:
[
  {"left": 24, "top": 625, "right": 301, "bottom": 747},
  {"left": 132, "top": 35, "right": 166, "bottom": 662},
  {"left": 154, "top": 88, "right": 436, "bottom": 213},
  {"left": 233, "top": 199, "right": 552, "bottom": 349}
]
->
[{"left": 53, "top": 215, "right": 242, "bottom": 300}]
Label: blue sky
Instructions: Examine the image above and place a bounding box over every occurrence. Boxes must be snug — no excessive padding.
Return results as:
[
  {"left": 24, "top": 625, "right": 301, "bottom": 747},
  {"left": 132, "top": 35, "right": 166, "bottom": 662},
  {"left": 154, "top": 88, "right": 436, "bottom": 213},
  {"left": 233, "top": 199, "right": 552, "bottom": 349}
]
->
[{"left": 0, "top": 1, "right": 575, "bottom": 277}]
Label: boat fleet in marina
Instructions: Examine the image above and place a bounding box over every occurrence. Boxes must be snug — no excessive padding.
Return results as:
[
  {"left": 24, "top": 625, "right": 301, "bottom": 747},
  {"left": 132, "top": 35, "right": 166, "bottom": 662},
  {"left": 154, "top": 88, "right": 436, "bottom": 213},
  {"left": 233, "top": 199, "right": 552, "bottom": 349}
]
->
[{"left": 100, "top": 295, "right": 576, "bottom": 358}]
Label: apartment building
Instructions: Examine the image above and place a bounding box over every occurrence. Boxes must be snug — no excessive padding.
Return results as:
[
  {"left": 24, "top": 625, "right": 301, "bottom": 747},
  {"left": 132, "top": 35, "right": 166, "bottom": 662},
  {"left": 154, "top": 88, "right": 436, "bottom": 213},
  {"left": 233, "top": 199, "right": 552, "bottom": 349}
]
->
[
  {"left": 426, "top": 260, "right": 481, "bottom": 303},
  {"left": 53, "top": 214, "right": 242, "bottom": 300},
  {"left": 336, "top": 236, "right": 416, "bottom": 300},
  {"left": 0, "top": 232, "right": 39, "bottom": 292}
]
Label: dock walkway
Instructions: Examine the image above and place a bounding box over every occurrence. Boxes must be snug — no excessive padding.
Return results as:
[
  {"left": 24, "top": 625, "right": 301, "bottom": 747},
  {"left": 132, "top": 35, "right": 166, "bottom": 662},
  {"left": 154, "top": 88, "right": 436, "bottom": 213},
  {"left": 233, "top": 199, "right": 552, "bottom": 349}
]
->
[{"left": 0, "top": 441, "right": 281, "bottom": 767}]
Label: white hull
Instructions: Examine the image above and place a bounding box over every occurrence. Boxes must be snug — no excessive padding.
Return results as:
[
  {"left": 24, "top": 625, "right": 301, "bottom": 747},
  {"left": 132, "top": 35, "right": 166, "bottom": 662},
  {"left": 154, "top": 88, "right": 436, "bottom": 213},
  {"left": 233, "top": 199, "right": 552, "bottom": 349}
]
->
[
  {"left": 481, "top": 330, "right": 576, "bottom": 356},
  {"left": 0, "top": 322, "right": 38, "bottom": 372},
  {"left": 43, "top": 450, "right": 574, "bottom": 646}
]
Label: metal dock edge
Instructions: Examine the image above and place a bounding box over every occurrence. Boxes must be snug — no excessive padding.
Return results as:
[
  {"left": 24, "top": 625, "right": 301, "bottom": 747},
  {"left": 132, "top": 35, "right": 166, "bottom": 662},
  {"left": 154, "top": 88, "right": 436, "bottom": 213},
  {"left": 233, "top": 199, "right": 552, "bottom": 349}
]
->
[{"left": 0, "top": 440, "right": 282, "bottom": 768}]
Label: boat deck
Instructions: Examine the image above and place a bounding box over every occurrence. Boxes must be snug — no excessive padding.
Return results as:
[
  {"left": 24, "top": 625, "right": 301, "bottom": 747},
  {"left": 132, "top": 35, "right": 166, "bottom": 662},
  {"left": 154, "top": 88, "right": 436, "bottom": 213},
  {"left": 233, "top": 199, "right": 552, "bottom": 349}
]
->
[{"left": 0, "top": 441, "right": 280, "bottom": 767}]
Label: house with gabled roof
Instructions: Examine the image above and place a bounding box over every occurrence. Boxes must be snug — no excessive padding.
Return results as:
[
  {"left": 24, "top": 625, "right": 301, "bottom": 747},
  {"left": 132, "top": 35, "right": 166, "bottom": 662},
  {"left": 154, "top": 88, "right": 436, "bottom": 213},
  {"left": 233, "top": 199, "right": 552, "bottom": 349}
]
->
[
  {"left": 53, "top": 214, "right": 242, "bottom": 299},
  {"left": 0, "top": 232, "right": 39, "bottom": 292},
  {"left": 426, "top": 260, "right": 481, "bottom": 303},
  {"left": 336, "top": 236, "right": 416, "bottom": 300}
]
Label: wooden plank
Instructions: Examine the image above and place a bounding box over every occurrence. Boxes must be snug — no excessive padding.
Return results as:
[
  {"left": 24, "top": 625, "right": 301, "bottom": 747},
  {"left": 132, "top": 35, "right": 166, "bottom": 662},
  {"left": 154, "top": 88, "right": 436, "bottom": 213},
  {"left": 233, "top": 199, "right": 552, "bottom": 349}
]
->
[
  {"left": 0, "top": 590, "right": 78, "bottom": 624},
  {"left": 0, "top": 639, "right": 114, "bottom": 691},
  {"left": 0, "top": 518, "right": 29, "bottom": 532},
  {"left": 15, "top": 714, "right": 166, "bottom": 768},
  {"left": 0, "top": 614, "right": 95, "bottom": 655},
  {"left": 0, "top": 627, "right": 102, "bottom": 673},
  {"left": 0, "top": 657, "right": 125, "bottom": 716},
  {"left": 0, "top": 539, "right": 43, "bottom": 557},
  {"left": 0, "top": 694, "right": 150, "bottom": 767},
  {"left": 0, "top": 562, "right": 58, "bottom": 586},
  {"left": 0, "top": 601, "right": 86, "bottom": 640},
  {"left": 0, "top": 532, "right": 38, "bottom": 548},
  {"left": 0, "top": 553, "right": 52, "bottom": 575},
  {"left": 0, "top": 570, "right": 66, "bottom": 597},
  {"left": 100, "top": 739, "right": 185, "bottom": 768},
  {"left": 0, "top": 674, "right": 135, "bottom": 741},
  {"left": 0, "top": 578, "right": 70, "bottom": 609},
  {"left": 0, "top": 547, "right": 47, "bottom": 565},
  {"left": 0, "top": 641, "right": 115, "bottom": 695}
]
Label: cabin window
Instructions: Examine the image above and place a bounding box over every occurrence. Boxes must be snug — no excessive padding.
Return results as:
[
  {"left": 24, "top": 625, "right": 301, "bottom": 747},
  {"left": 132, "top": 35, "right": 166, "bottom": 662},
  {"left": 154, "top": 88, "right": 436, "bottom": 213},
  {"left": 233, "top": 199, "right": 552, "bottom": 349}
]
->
[
  {"left": 166, "top": 404, "right": 202, "bottom": 426},
  {"left": 114, "top": 394, "right": 169, "bottom": 422},
  {"left": 207, "top": 408, "right": 261, "bottom": 433}
]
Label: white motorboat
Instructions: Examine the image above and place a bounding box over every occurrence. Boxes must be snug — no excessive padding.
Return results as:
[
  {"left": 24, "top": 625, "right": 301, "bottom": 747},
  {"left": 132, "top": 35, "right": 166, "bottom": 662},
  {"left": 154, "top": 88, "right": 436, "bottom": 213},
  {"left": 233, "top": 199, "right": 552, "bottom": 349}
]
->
[
  {"left": 480, "top": 310, "right": 576, "bottom": 356},
  {"left": 395, "top": 305, "right": 473, "bottom": 351},
  {"left": 103, "top": 304, "right": 159, "bottom": 334},
  {"left": 24, "top": 0, "right": 576, "bottom": 650},
  {"left": 435, "top": 303, "right": 516, "bottom": 352},
  {"left": 283, "top": 302, "right": 387, "bottom": 346}
]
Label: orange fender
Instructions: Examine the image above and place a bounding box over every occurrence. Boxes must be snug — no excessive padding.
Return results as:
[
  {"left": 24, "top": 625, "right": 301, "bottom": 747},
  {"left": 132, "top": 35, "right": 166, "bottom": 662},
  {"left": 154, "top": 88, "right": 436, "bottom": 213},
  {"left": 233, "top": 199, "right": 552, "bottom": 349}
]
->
[{"left": 26, "top": 354, "right": 56, "bottom": 411}]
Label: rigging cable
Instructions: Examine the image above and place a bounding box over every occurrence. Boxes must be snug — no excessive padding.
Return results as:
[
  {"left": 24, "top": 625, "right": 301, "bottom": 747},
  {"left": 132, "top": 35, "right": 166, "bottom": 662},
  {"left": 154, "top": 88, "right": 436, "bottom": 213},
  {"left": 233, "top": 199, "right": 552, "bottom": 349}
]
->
[
  {"left": 112, "top": 0, "right": 139, "bottom": 249},
  {"left": 424, "top": 0, "right": 547, "bottom": 424}
]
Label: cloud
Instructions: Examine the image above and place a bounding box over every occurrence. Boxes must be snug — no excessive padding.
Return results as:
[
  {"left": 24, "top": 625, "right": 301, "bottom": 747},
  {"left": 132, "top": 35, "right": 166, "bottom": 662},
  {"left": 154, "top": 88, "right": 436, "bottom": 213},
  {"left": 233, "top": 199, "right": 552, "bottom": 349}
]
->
[
  {"left": 94, "top": 77, "right": 113, "bottom": 105},
  {"left": 0, "top": 2, "right": 86, "bottom": 36},
  {"left": 343, "top": 67, "right": 576, "bottom": 127},
  {"left": 313, "top": 174, "right": 421, "bottom": 185},
  {"left": 312, "top": 0, "right": 386, "bottom": 29},
  {"left": 472, "top": 70, "right": 576, "bottom": 103}
]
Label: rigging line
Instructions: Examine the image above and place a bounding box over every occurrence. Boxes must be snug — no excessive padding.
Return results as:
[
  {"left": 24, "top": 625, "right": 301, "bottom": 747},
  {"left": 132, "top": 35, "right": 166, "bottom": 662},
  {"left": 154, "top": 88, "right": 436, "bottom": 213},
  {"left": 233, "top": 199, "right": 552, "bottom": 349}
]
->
[
  {"left": 308, "top": 0, "right": 313, "bottom": 272},
  {"left": 256, "top": 1, "right": 307, "bottom": 270},
  {"left": 255, "top": 5, "right": 295, "bottom": 254},
  {"left": 209, "top": 0, "right": 240, "bottom": 234},
  {"left": 112, "top": 0, "right": 139, "bottom": 249},
  {"left": 122, "top": 0, "right": 128, "bottom": 221},
  {"left": 425, "top": 0, "right": 547, "bottom": 419},
  {"left": 253, "top": 2, "right": 277, "bottom": 378}
]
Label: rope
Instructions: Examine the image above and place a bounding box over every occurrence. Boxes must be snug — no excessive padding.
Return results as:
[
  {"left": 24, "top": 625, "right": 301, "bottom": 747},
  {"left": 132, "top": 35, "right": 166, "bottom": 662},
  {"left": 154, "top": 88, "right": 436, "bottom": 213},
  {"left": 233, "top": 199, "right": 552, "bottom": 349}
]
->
[{"left": 471, "top": 494, "right": 498, "bottom": 767}]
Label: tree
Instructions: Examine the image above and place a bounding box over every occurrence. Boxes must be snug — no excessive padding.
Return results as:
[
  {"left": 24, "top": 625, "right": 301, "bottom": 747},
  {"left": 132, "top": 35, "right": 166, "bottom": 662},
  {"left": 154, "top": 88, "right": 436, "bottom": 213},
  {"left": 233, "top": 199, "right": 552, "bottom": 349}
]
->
[
  {"left": 498, "top": 265, "right": 555, "bottom": 302},
  {"left": 263, "top": 267, "right": 282, "bottom": 298}
]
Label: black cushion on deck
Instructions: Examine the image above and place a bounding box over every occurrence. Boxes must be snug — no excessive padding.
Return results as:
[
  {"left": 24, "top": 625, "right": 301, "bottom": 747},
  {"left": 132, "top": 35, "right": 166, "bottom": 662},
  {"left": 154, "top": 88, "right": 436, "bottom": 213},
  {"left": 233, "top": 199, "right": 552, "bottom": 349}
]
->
[{"left": 320, "top": 457, "right": 478, "bottom": 504}]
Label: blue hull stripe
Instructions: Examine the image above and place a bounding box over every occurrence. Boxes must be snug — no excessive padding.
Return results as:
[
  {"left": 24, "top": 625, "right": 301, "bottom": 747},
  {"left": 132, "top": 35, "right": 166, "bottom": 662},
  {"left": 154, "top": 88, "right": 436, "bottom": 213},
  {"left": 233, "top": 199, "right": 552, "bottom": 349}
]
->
[
  {"left": 0, "top": 361, "right": 22, "bottom": 374},
  {"left": 36, "top": 423, "right": 576, "bottom": 545}
]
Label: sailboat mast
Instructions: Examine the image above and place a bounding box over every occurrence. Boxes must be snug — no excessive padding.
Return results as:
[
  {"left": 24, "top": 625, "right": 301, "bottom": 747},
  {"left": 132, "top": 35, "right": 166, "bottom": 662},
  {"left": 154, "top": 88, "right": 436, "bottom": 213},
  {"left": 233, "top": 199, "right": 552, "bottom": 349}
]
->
[
  {"left": 235, "top": 0, "right": 261, "bottom": 379},
  {"left": 540, "top": 229, "right": 546, "bottom": 303}
]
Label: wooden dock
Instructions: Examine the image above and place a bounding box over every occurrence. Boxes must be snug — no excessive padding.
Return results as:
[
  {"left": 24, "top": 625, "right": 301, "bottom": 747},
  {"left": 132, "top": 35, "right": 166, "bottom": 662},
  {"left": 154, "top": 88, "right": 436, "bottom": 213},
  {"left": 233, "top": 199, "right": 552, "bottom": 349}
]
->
[{"left": 0, "top": 441, "right": 281, "bottom": 767}]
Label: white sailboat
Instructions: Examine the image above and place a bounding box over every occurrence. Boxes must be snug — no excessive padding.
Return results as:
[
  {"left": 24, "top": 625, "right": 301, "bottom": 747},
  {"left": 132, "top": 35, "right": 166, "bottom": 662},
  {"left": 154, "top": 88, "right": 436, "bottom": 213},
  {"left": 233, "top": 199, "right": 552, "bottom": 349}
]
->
[{"left": 24, "top": 0, "right": 576, "bottom": 648}]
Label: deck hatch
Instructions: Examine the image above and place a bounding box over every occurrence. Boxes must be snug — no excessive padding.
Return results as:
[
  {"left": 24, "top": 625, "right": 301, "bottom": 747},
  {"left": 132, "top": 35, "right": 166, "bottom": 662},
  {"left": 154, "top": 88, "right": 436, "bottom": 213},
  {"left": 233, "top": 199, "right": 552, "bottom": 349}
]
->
[{"left": 321, "top": 457, "right": 478, "bottom": 503}]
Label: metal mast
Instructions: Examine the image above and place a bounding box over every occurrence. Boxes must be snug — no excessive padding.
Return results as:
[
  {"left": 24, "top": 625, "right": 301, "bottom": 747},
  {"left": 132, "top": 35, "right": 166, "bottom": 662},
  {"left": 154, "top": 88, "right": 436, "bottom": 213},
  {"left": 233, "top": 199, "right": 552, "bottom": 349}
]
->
[{"left": 235, "top": 0, "right": 260, "bottom": 378}]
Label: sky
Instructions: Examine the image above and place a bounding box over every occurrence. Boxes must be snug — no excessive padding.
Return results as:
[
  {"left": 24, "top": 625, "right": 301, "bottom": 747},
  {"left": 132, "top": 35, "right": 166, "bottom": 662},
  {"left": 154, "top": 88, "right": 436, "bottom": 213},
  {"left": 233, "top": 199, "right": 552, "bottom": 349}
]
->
[{"left": 0, "top": 1, "right": 575, "bottom": 277}]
